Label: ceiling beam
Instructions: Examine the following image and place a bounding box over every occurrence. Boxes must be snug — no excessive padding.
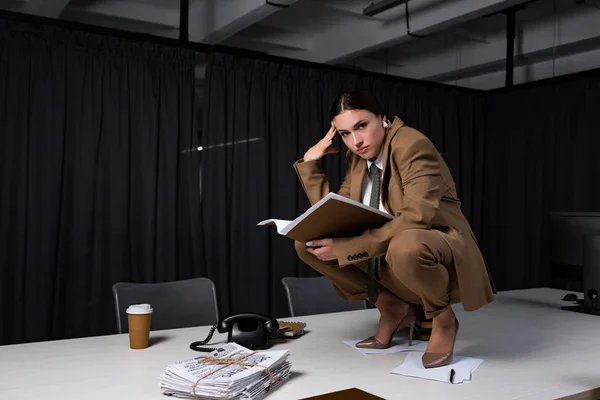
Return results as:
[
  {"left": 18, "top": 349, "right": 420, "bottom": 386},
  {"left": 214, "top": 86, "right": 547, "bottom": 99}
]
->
[
  {"left": 339, "top": 56, "right": 405, "bottom": 75},
  {"left": 395, "top": 3, "right": 600, "bottom": 81},
  {"left": 363, "top": 0, "right": 409, "bottom": 17},
  {"left": 68, "top": 0, "right": 180, "bottom": 28},
  {"left": 223, "top": 31, "right": 310, "bottom": 52},
  {"left": 189, "top": 0, "right": 299, "bottom": 45},
  {"left": 273, "top": 0, "right": 533, "bottom": 64},
  {"left": 446, "top": 27, "right": 489, "bottom": 44},
  {"left": 24, "top": 0, "right": 72, "bottom": 18},
  {"left": 441, "top": 47, "right": 600, "bottom": 90}
]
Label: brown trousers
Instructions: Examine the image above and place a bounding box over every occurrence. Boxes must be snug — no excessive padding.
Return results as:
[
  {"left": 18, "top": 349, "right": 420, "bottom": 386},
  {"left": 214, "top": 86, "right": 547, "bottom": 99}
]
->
[{"left": 294, "top": 229, "right": 460, "bottom": 319}]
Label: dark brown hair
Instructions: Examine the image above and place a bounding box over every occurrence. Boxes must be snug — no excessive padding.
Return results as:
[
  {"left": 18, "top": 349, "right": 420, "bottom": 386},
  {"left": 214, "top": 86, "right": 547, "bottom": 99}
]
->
[{"left": 329, "top": 90, "right": 385, "bottom": 121}]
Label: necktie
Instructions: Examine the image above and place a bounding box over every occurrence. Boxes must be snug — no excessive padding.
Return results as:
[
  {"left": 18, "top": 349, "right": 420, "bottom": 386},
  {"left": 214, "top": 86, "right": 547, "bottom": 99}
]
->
[{"left": 367, "top": 163, "right": 382, "bottom": 306}]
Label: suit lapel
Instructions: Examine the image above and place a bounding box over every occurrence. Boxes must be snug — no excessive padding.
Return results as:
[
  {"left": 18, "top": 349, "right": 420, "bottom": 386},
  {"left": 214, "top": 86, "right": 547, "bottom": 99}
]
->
[
  {"left": 380, "top": 117, "right": 404, "bottom": 213},
  {"left": 350, "top": 161, "right": 365, "bottom": 202}
]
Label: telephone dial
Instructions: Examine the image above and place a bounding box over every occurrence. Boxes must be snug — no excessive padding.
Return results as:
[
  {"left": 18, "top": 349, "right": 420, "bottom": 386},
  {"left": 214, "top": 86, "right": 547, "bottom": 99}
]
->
[{"left": 190, "top": 313, "right": 279, "bottom": 352}]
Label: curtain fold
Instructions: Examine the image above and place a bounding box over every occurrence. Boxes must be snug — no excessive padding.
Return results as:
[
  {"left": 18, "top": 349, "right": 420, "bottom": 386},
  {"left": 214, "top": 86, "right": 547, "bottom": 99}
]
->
[
  {"left": 201, "top": 53, "right": 485, "bottom": 319},
  {"left": 484, "top": 74, "right": 600, "bottom": 290},
  {"left": 0, "top": 19, "right": 202, "bottom": 345}
]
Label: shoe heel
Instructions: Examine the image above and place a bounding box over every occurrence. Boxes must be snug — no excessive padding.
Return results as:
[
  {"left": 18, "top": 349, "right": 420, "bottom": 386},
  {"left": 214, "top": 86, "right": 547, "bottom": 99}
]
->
[
  {"left": 408, "top": 321, "right": 415, "bottom": 346},
  {"left": 422, "top": 316, "right": 459, "bottom": 369}
]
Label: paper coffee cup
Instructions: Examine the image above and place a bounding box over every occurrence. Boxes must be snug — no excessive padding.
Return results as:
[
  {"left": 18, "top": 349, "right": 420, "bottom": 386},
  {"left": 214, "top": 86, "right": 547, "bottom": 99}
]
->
[{"left": 126, "top": 304, "right": 153, "bottom": 350}]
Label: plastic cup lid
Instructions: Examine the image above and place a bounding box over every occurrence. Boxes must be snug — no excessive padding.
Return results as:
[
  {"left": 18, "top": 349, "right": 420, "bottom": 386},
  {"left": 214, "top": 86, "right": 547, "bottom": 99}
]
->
[{"left": 126, "top": 304, "right": 153, "bottom": 314}]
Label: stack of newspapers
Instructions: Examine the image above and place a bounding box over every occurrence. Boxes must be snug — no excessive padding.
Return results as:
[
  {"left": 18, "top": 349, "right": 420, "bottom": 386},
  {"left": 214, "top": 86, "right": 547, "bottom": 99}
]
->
[{"left": 159, "top": 343, "right": 291, "bottom": 399}]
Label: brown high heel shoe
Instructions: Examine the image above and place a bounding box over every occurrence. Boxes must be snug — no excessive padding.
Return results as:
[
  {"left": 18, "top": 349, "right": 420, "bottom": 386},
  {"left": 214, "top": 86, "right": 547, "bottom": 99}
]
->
[
  {"left": 422, "top": 317, "right": 459, "bottom": 368},
  {"left": 356, "top": 306, "right": 417, "bottom": 349}
]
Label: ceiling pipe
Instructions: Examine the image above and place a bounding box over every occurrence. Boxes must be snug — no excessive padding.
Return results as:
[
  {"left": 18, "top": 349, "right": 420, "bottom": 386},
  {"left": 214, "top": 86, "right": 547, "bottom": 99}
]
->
[
  {"left": 502, "top": 4, "right": 526, "bottom": 87},
  {"left": 179, "top": 0, "right": 189, "bottom": 42},
  {"left": 505, "top": 8, "right": 516, "bottom": 87},
  {"left": 363, "top": 0, "right": 409, "bottom": 17}
]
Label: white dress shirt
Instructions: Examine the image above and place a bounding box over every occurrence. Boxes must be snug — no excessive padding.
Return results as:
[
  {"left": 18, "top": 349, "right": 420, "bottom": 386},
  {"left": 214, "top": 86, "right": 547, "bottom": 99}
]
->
[{"left": 361, "top": 147, "right": 390, "bottom": 215}]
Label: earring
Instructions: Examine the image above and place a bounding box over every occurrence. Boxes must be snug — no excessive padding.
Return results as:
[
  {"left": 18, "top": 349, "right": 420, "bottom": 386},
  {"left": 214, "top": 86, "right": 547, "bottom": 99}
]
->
[{"left": 383, "top": 120, "right": 390, "bottom": 128}]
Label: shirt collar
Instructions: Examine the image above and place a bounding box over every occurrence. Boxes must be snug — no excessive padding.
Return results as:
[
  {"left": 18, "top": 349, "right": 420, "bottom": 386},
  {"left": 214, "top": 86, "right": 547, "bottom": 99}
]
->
[{"left": 366, "top": 145, "right": 384, "bottom": 171}]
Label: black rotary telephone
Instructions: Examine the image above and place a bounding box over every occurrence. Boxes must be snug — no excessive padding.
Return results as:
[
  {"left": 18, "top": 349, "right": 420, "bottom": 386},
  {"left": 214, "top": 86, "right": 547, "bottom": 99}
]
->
[{"left": 190, "top": 313, "right": 280, "bottom": 352}]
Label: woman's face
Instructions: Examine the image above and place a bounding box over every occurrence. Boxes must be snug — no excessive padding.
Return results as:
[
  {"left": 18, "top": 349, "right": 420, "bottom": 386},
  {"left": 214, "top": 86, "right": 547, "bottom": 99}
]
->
[{"left": 332, "top": 109, "right": 386, "bottom": 161}]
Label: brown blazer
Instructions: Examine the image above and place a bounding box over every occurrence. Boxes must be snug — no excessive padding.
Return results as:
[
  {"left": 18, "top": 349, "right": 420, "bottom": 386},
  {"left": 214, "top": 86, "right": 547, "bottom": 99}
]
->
[{"left": 293, "top": 116, "right": 496, "bottom": 312}]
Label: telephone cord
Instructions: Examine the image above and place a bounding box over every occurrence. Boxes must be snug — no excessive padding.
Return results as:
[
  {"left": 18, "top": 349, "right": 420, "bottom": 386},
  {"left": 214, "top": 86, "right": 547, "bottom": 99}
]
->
[{"left": 189, "top": 324, "right": 218, "bottom": 352}]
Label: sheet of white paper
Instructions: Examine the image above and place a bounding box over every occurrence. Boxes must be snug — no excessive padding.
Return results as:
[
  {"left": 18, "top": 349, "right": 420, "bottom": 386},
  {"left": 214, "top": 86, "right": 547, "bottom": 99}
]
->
[
  {"left": 256, "top": 219, "right": 292, "bottom": 234},
  {"left": 344, "top": 338, "right": 428, "bottom": 355},
  {"left": 390, "top": 351, "right": 483, "bottom": 384}
]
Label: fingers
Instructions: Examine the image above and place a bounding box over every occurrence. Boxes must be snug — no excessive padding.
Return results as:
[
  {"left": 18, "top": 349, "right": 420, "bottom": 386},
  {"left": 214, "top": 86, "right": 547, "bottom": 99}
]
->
[
  {"left": 306, "top": 247, "right": 325, "bottom": 258},
  {"left": 320, "top": 134, "right": 336, "bottom": 149},
  {"left": 305, "top": 124, "right": 338, "bottom": 162},
  {"left": 308, "top": 239, "right": 332, "bottom": 247},
  {"left": 328, "top": 122, "right": 337, "bottom": 136},
  {"left": 319, "top": 124, "right": 336, "bottom": 145},
  {"left": 319, "top": 140, "right": 336, "bottom": 156},
  {"left": 306, "top": 240, "right": 335, "bottom": 262},
  {"left": 325, "top": 124, "right": 337, "bottom": 141}
]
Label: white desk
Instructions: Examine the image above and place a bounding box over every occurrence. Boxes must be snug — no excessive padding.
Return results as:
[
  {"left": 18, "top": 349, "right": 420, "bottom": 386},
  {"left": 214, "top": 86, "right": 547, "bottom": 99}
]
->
[{"left": 1, "top": 288, "right": 599, "bottom": 400}]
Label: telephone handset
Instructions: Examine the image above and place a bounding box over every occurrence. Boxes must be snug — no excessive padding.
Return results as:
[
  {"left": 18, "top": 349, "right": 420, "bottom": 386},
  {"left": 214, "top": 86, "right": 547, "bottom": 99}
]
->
[{"left": 190, "top": 313, "right": 279, "bottom": 352}]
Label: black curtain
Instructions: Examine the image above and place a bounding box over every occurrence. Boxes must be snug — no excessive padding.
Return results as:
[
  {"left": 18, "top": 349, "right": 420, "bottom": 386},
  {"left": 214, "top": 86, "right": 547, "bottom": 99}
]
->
[
  {"left": 0, "top": 19, "right": 202, "bottom": 345},
  {"left": 483, "top": 72, "right": 600, "bottom": 291},
  {"left": 201, "top": 53, "right": 486, "bottom": 319}
]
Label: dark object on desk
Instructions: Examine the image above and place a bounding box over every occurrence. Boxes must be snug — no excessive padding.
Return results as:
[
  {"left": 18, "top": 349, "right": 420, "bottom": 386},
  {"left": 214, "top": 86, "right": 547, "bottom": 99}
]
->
[
  {"left": 273, "top": 321, "right": 306, "bottom": 337},
  {"left": 587, "top": 288, "right": 598, "bottom": 306},
  {"left": 550, "top": 215, "right": 600, "bottom": 316},
  {"left": 562, "top": 288, "right": 600, "bottom": 316},
  {"left": 562, "top": 293, "right": 578, "bottom": 302},
  {"left": 548, "top": 213, "right": 600, "bottom": 292},
  {"left": 300, "top": 388, "right": 385, "bottom": 400},
  {"left": 190, "top": 313, "right": 279, "bottom": 352}
]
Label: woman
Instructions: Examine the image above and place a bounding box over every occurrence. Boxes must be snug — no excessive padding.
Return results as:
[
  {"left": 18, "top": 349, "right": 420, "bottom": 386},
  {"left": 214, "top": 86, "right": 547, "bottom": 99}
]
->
[{"left": 293, "top": 90, "right": 496, "bottom": 368}]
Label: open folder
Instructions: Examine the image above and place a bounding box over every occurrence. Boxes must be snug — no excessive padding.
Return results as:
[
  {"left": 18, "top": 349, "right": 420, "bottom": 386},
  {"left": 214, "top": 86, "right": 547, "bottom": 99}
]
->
[{"left": 258, "top": 192, "right": 393, "bottom": 243}]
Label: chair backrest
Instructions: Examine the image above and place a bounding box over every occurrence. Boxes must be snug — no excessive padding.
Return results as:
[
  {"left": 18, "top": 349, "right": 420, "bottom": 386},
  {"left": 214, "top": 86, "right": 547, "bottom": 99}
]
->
[
  {"left": 112, "top": 277, "right": 219, "bottom": 333},
  {"left": 281, "top": 276, "right": 367, "bottom": 317}
]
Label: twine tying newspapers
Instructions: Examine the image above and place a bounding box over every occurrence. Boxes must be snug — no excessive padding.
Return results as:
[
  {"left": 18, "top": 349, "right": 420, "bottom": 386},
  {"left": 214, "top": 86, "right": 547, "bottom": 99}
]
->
[{"left": 191, "top": 352, "right": 277, "bottom": 399}]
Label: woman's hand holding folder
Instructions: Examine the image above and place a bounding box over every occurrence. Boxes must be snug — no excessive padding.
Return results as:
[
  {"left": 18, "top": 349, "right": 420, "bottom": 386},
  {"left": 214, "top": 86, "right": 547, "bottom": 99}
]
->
[{"left": 305, "top": 238, "right": 336, "bottom": 261}]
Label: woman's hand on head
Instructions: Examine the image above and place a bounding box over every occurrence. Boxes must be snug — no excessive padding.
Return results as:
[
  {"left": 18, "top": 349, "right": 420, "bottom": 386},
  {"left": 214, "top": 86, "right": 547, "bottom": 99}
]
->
[
  {"left": 305, "top": 239, "right": 336, "bottom": 262},
  {"left": 303, "top": 123, "right": 340, "bottom": 162}
]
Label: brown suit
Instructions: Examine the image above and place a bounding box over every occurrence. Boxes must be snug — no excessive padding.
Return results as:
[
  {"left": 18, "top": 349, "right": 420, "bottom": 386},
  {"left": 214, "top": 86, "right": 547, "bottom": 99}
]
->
[{"left": 293, "top": 116, "right": 496, "bottom": 318}]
